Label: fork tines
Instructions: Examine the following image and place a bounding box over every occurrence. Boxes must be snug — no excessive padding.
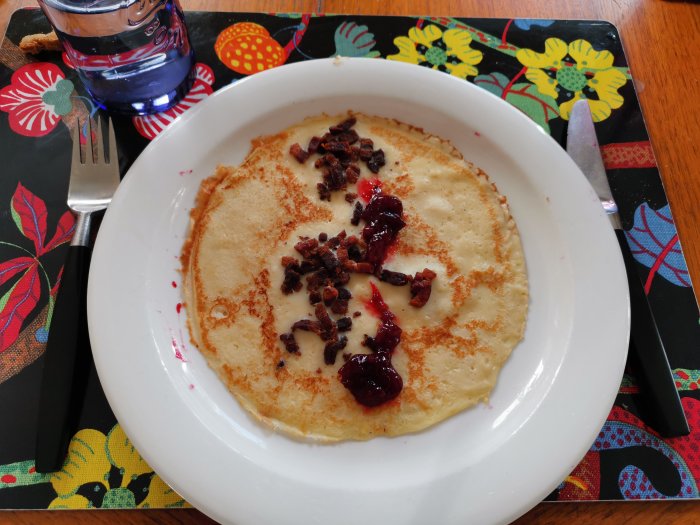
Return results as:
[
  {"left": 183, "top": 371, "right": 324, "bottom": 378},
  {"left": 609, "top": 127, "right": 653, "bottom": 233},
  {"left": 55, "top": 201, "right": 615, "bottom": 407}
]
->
[{"left": 73, "top": 117, "right": 117, "bottom": 166}]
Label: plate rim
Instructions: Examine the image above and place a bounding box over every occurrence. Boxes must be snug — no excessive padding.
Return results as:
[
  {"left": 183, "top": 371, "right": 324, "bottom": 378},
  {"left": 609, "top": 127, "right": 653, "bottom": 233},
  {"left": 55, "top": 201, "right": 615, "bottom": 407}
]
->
[{"left": 88, "top": 57, "right": 630, "bottom": 525}]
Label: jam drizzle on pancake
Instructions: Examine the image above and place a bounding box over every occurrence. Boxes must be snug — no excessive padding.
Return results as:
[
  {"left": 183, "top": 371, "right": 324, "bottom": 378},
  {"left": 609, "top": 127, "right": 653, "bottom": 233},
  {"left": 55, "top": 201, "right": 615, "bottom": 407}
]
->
[
  {"left": 339, "top": 282, "right": 403, "bottom": 407},
  {"left": 280, "top": 117, "right": 436, "bottom": 407}
]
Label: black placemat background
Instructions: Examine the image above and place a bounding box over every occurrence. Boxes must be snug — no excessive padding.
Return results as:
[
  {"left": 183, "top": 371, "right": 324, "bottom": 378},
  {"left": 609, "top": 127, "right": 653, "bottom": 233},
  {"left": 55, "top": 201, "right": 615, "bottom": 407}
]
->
[{"left": 0, "top": 9, "right": 698, "bottom": 507}]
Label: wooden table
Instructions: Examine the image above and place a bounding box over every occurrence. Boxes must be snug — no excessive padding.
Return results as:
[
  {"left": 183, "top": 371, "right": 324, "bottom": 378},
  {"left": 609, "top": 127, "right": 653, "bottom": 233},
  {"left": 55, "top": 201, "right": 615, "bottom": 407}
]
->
[{"left": 0, "top": 0, "right": 698, "bottom": 523}]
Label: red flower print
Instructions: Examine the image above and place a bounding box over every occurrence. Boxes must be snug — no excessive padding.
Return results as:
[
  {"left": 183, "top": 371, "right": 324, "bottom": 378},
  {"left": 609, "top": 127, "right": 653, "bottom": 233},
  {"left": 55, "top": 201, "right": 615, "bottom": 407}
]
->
[
  {"left": 132, "top": 63, "right": 215, "bottom": 140},
  {"left": 0, "top": 262, "right": 41, "bottom": 353},
  {"left": 0, "top": 63, "right": 74, "bottom": 137},
  {"left": 0, "top": 184, "right": 75, "bottom": 353},
  {"left": 11, "top": 182, "right": 48, "bottom": 255}
]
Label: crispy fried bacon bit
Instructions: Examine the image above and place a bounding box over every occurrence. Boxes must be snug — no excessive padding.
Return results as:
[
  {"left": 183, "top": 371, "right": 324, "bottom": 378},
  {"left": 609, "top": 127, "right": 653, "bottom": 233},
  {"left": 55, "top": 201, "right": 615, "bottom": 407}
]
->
[
  {"left": 317, "top": 182, "right": 331, "bottom": 201},
  {"left": 379, "top": 269, "right": 411, "bottom": 286},
  {"left": 309, "top": 290, "right": 322, "bottom": 304},
  {"left": 334, "top": 271, "right": 351, "bottom": 286},
  {"left": 323, "top": 153, "right": 341, "bottom": 169},
  {"left": 336, "top": 129, "right": 360, "bottom": 145},
  {"left": 409, "top": 268, "right": 437, "bottom": 307},
  {"left": 326, "top": 230, "right": 346, "bottom": 250},
  {"left": 367, "top": 149, "right": 385, "bottom": 173},
  {"left": 351, "top": 201, "right": 363, "bottom": 225},
  {"left": 306, "top": 269, "right": 330, "bottom": 293},
  {"left": 347, "top": 243, "right": 364, "bottom": 262},
  {"left": 290, "top": 116, "right": 388, "bottom": 203},
  {"left": 280, "top": 333, "right": 299, "bottom": 353},
  {"left": 329, "top": 117, "right": 356, "bottom": 133},
  {"left": 322, "top": 140, "right": 351, "bottom": 155},
  {"left": 330, "top": 299, "right": 349, "bottom": 315},
  {"left": 334, "top": 243, "right": 350, "bottom": 262},
  {"left": 281, "top": 265, "right": 303, "bottom": 294},
  {"left": 324, "top": 336, "right": 348, "bottom": 365},
  {"left": 339, "top": 230, "right": 360, "bottom": 247},
  {"left": 318, "top": 245, "right": 340, "bottom": 271},
  {"left": 345, "top": 165, "right": 360, "bottom": 184},
  {"left": 336, "top": 316, "right": 352, "bottom": 332},
  {"left": 295, "top": 237, "right": 319, "bottom": 258},
  {"left": 281, "top": 252, "right": 329, "bottom": 294},
  {"left": 307, "top": 136, "right": 322, "bottom": 154},
  {"left": 289, "top": 143, "right": 310, "bottom": 163},
  {"left": 338, "top": 260, "right": 357, "bottom": 275},
  {"left": 281, "top": 256, "right": 298, "bottom": 267},
  {"left": 315, "top": 303, "right": 337, "bottom": 342},
  {"left": 292, "top": 319, "right": 322, "bottom": 335},
  {"left": 322, "top": 285, "right": 339, "bottom": 306},
  {"left": 355, "top": 262, "right": 374, "bottom": 273},
  {"left": 336, "top": 251, "right": 352, "bottom": 273},
  {"left": 358, "top": 138, "right": 374, "bottom": 161},
  {"left": 299, "top": 259, "right": 321, "bottom": 274},
  {"left": 345, "top": 192, "right": 357, "bottom": 203},
  {"left": 337, "top": 287, "right": 352, "bottom": 301},
  {"left": 281, "top": 258, "right": 304, "bottom": 294},
  {"left": 322, "top": 159, "right": 347, "bottom": 192}
]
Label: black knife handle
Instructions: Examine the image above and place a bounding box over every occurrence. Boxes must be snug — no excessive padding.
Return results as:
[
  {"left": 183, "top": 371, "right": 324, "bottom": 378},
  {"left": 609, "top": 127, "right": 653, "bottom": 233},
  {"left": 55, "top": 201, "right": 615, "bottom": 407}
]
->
[
  {"left": 35, "top": 245, "right": 90, "bottom": 473},
  {"left": 615, "top": 228, "right": 690, "bottom": 437}
]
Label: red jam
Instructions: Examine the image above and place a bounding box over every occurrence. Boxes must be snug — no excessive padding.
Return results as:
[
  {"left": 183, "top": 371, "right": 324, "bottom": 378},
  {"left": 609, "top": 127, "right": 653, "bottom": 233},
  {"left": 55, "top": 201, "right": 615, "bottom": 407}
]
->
[
  {"left": 338, "top": 353, "right": 402, "bottom": 407},
  {"left": 357, "top": 177, "right": 383, "bottom": 202},
  {"left": 339, "top": 282, "right": 403, "bottom": 407},
  {"left": 365, "top": 281, "right": 392, "bottom": 318},
  {"left": 361, "top": 192, "right": 405, "bottom": 268}
]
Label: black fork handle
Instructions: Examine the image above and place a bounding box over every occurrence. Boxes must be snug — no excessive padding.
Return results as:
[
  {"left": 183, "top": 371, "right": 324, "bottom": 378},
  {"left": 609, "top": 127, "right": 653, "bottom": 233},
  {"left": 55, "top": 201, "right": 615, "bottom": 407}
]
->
[{"left": 35, "top": 244, "right": 90, "bottom": 473}]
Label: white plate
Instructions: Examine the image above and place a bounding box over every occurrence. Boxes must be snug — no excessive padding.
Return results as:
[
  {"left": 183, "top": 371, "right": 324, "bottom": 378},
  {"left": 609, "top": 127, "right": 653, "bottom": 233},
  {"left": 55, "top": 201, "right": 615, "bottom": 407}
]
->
[{"left": 88, "top": 58, "right": 629, "bottom": 525}]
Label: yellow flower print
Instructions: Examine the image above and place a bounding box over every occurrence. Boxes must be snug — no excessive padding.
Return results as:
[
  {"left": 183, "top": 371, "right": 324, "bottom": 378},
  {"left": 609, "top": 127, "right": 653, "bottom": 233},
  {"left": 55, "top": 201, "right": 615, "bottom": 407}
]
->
[
  {"left": 48, "top": 425, "right": 188, "bottom": 509},
  {"left": 388, "top": 24, "right": 483, "bottom": 79},
  {"left": 516, "top": 38, "right": 627, "bottom": 122}
]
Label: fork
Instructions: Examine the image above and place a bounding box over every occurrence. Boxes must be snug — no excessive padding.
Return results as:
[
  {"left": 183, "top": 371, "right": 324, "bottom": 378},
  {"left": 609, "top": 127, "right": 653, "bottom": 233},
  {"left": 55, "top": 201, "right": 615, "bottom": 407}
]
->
[{"left": 35, "top": 118, "right": 120, "bottom": 473}]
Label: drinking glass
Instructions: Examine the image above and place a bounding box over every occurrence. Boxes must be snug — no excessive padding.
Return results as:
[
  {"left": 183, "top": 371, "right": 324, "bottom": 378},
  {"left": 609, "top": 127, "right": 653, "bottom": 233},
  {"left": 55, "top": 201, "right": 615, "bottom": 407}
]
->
[{"left": 38, "top": 0, "right": 196, "bottom": 115}]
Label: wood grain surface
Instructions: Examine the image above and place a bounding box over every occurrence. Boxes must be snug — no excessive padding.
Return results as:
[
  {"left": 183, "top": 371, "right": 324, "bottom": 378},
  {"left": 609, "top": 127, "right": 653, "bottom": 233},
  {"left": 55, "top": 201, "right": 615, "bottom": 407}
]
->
[{"left": 0, "top": 0, "right": 699, "bottom": 523}]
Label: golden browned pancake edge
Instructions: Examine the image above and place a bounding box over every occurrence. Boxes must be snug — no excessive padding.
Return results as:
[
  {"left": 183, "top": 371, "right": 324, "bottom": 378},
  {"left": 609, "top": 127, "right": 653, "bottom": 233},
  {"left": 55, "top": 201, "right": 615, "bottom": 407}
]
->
[{"left": 182, "top": 113, "right": 529, "bottom": 442}]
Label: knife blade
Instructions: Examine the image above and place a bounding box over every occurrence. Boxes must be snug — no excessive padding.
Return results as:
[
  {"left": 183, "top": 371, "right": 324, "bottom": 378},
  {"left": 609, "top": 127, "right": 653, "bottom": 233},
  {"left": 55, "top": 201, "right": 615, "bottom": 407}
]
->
[{"left": 567, "top": 99, "right": 689, "bottom": 437}]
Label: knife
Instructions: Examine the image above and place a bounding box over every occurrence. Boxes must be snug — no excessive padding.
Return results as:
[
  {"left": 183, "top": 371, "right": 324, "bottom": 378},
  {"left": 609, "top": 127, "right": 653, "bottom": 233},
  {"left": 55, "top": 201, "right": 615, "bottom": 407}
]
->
[{"left": 567, "top": 99, "right": 689, "bottom": 437}]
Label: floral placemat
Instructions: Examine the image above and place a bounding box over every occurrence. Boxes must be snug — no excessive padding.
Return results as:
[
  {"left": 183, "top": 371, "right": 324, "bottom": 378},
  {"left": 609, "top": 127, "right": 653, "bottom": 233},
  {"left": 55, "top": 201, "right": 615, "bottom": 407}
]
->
[{"left": 0, "top": 9, "right": 698, "bottom": 509}]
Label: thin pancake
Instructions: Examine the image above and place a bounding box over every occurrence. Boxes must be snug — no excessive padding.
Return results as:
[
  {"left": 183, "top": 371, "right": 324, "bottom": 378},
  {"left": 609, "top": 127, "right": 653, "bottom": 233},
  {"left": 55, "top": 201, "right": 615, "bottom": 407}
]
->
[{"left": 182, "top": 113, "right": 528, "bottom": 441}]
